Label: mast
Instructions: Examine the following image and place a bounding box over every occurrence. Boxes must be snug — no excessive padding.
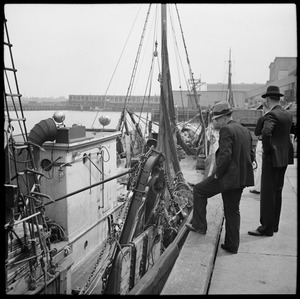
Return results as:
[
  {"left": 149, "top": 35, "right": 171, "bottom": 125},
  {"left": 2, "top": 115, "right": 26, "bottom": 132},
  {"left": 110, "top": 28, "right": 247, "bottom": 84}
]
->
[
  {"left": 157, "top": 4, "right": 184, "bottom": 183},
  {"left": 227, "top": 48, "right": 234, "bottom": 107}
]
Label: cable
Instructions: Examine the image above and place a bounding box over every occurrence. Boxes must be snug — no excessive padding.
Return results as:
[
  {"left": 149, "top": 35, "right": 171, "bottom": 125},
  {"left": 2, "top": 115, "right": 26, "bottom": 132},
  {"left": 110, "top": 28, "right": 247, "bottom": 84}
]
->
[{"left": 91, "top": 4, "right": 144, "bottom": 129}]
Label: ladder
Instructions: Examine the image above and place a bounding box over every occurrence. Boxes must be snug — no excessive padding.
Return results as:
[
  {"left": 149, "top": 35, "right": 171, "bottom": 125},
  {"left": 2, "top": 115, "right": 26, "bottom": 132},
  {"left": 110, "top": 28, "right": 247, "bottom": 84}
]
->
[
  {"left": 4, "top": 16, "right": 54, "bottom": 294},
  {"left": 4, "top": 16, "right": 28, "bottom": 144}
]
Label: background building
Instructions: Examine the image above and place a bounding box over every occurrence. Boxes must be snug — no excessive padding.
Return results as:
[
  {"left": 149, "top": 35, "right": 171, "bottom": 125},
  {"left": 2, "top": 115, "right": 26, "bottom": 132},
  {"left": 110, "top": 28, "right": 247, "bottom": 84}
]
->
[
  {"left": 172, "top": 83, "right": 264, "bottom": 110},
  {"left": 14, "top": 57, "right": 296, "bottom": 112},
  {"left": 245, "top": 57, "right": 297, "bottom": 108},
  {"left": 68, "top": 94, "right": 160, "bottom": 111},
  {"left": 174, "top": 57, "right": 297, "bottom": 110}
]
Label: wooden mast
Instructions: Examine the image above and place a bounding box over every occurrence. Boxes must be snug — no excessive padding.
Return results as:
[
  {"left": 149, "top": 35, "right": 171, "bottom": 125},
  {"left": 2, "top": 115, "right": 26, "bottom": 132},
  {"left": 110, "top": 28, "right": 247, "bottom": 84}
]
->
[
  {"left": 227, "top": 48, "right": 234, "bottom": 107},
  {"left": 157, "top": 4, "right": 184, "bottom": 184}
]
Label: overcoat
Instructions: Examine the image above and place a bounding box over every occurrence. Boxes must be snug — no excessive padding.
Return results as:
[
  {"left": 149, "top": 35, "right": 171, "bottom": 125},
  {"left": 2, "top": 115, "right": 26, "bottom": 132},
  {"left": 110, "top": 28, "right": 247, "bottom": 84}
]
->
[
  {"left": 254, "top": 105, "right": 296, "bottom": 167},
  {"left": 215, "top": 120, "right": 255, "bottom": 192}
]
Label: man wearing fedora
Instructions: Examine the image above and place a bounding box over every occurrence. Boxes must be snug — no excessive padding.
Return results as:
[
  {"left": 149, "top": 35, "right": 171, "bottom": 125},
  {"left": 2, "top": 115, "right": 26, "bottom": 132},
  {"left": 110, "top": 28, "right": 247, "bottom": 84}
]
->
[
  {"left": 186, "top": 101, "right": 255, "bottom": 254},
  {"left": 248, "top": 85, "right": 296, "bottom": 237}
]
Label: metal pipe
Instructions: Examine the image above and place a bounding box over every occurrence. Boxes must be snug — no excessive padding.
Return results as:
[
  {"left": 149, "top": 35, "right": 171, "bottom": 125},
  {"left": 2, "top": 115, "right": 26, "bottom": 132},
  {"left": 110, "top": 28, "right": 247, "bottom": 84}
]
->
[{"left": 85, "top": 153, "right": 104, "bottom": 175}]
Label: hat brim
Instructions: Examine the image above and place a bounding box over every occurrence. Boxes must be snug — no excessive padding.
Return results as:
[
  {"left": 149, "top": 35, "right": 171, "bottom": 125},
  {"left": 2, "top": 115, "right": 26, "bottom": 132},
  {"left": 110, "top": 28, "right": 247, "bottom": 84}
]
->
[
  {"left": 261, "top": 92, "right": 284, "bottom": 98},
  {"left": 211, "top": 110, "right": 232, "bottom": 120}
]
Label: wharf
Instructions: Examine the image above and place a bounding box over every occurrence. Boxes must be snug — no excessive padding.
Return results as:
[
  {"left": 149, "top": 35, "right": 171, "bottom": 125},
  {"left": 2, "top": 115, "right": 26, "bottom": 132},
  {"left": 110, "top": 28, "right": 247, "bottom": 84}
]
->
[{"left": 161, "top": 158, "right": 297, "bottom": 295}]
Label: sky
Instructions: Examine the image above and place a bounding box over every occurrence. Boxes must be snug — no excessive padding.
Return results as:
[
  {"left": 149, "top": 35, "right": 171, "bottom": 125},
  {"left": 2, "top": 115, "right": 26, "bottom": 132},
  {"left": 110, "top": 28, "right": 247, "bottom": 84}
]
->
[{"left": 4, "top": 3, "right": 297, "bottom": 98}]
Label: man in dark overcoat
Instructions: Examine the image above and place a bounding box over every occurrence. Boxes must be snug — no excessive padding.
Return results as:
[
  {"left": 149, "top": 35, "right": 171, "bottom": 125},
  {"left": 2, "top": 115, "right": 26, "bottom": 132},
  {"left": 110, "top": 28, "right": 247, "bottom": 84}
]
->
[
  {"left": 248, "top": 85, "right": 297, "bottom": 237},
  {"left": 186, "top": 101, "right": 255, "bottom": 254}
]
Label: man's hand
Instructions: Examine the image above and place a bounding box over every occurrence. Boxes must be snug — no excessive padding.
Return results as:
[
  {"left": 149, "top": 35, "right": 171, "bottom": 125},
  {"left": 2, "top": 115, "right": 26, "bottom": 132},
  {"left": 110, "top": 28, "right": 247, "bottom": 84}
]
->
[{"left": 252, "top": 160, "right": 258, "bottom": 170}]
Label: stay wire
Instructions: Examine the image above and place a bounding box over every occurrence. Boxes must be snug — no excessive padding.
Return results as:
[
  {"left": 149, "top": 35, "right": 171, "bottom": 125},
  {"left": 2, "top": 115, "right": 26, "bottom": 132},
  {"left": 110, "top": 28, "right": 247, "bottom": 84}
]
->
[
  {"left": 131, "top": 4, "right": 156, "bottom": 98},
  {"left": 137, "top": 7, "right": 160, "bottom": 135},
  {"left": 91, "top": 4, "right": 143, "bottom": 129},
  {"left": 117, "top": 4, "right": 153, "bottom": 135},
  {"left": 168, "top": 5, "right": 189, "bottom": 121},
  {"left": 174, "top": 4, "right": 207, "bottom": 155}
]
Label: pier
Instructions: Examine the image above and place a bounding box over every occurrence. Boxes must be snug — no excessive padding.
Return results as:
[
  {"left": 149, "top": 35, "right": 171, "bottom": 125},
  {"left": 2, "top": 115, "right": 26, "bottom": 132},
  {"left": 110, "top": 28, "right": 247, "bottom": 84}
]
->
[{"left": 161, "top": 158, "right": 297, "bottom": 295}]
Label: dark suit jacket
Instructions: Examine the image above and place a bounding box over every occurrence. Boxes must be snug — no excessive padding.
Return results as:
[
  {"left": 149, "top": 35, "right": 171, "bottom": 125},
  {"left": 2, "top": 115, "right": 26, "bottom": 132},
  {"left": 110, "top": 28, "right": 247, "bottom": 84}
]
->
[
  {"left": 215, "top": 120, "right": 255, "bottom": 192},
  {"left": 255, "top": 105, "right": 296, "bottom": 167}
]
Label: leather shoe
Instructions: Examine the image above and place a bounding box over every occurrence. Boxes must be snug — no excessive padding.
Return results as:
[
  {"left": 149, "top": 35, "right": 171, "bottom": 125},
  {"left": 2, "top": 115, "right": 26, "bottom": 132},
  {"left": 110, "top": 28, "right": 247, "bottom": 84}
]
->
[
  {"left": 249, "top": 189, "right": 260, "bottom": 194},
  {"left": 248, "top": 229, "right": 273, "bottom": 237},
  {"left": 185, "top": 223, "right": 206, "bottom": 234},
  {"left": 220, "top": 244, "right": 237, "bottom": 254}
]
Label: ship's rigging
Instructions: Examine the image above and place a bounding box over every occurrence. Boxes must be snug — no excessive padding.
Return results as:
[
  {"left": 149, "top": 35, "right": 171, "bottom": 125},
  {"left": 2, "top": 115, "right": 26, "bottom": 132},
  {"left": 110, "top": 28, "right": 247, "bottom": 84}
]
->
[
  {"left": 102, "top": 4, "right": 208, "bottom": 169},
  {"left": 4, "top": 4, "right": 198, "bottom": 295}
]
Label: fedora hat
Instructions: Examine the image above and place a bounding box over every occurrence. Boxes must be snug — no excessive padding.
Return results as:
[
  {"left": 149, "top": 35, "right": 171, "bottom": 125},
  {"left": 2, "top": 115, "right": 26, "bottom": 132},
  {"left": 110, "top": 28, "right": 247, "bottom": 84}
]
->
[
  {"left": 211, "top": 101, "right": 232, "bottom": 120},
  {"left": 261, "top": 85, "right": 284, "bottom": 98}
]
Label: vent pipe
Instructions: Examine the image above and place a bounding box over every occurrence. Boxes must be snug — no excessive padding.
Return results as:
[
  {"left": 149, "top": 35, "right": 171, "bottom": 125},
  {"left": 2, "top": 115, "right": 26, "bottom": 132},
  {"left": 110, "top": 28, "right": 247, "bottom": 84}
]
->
[{"left": 28, "top": 118, "right": 58, "bottom": 168}]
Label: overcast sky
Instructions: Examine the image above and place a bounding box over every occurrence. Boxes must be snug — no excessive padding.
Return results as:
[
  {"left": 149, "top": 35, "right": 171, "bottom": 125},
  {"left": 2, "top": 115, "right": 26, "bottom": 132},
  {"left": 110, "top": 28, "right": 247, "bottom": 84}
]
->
[{"left": 4, "top": 3, "right": 297, "bottom": 98}]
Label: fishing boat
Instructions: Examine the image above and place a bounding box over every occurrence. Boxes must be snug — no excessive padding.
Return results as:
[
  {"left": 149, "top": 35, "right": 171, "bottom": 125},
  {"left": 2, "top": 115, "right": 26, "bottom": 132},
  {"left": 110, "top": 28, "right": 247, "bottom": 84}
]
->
[{"left": 4, "top": 4, "right": 206, "bottom": 295}]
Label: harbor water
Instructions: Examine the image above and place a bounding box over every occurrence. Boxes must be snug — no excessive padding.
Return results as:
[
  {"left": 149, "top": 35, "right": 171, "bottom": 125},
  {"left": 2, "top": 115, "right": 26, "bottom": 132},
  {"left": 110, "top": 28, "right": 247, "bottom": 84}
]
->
[{"left": 8, "top": 110, "right": 157, "bottom": 136}]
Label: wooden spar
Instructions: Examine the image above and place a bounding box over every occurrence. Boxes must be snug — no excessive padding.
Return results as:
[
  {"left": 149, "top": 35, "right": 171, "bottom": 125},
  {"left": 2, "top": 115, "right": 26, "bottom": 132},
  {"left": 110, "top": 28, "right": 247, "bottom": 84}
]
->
[
  {"left": 227, "top": 48, "right": 234, "bottom": 107},
  {"left": 157, "top": 4, "right": 184, "bottom": 183}
]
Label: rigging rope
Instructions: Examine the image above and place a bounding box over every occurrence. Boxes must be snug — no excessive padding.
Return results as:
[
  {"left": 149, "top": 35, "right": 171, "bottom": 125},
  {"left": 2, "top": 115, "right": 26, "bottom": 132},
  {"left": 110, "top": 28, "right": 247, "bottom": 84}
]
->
[
  {"left": 137, "top": 5, "right": 160, "bottom": 136},
  {"left": 174, "top": 4, "right": 207, "bottom": 156},
  {"left": 168, "top": 5, "right": 190, "bottom": 122},
  {"left": 116, "top": 4, "right": 163, "bottom": 159},
  {"left": 117, "top": 4, "right": 153, "bottom": 132},
  {"left": 136, "top": 39, "right": 159, "bottom": 134},
  {"left": 168, "top": 6, "right": 190, "bottom": 92},
  {"left": 91, "top": 4, "right": 143, "bottom": 129}
]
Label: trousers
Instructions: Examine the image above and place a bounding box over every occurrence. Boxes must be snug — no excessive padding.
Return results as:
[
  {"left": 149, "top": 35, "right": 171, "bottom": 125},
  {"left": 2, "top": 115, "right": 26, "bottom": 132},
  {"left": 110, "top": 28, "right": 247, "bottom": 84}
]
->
[
  {"left": 258, "top": 159, "right": 287, "bottom": 235},
  {"left": 193, "top": 174, "right": 243, "bottom": 252}
]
